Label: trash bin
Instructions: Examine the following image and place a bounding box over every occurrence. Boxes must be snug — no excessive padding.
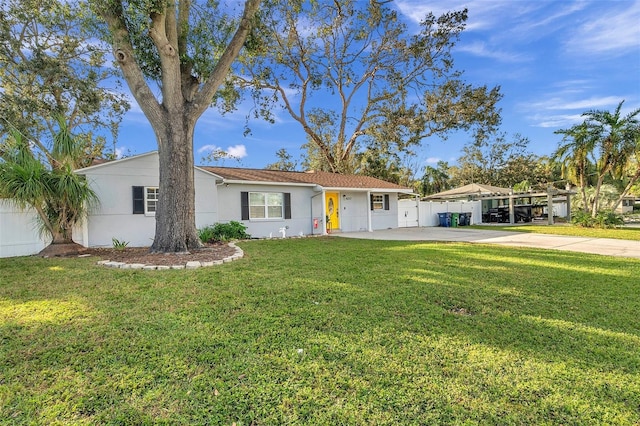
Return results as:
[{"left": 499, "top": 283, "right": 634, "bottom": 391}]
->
[
  {"left": 464, "top": 212, "right": 472, "bottom": 225},
  {"left": 451, "top": 212, "right": 459, "bottom": 228},
  {"left": 458, "top": 213, "right": 467, "bottom": 226},
  {"left": 437, "top": 212, "right": 450, "bottom": 227}
]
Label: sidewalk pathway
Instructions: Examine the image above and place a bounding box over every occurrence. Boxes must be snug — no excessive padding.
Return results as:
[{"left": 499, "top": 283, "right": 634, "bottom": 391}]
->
[{"left": 334, "top": 227, "right": 640, "bottom": 259}]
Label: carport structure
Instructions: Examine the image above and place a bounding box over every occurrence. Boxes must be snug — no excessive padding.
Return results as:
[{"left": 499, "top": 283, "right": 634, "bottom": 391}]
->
[{"left": 424, "top": 183, "right": 574, "bottom": 225}]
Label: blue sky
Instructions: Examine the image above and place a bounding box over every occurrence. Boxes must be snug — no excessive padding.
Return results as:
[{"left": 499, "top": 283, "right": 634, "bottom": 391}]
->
[{"left": 115, "top": 0, "right": 640, "bottom": 171}]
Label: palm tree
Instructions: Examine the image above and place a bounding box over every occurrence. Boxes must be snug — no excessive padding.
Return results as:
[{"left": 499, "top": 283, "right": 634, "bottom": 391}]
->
[
  {"left": 0, "top": 125, "right": 97, "bottom": 251},
  {"left": 583, "top": 101, "right": 640, "bottom": 216},
  {"left": 555, "top": 101, "right": 640, "bottom": 217},
  {"left": 611, "top": 133, "right": 640, "bottom": 212},
  {"left": 553, "top": 123, "right": 594, "bottom": 212}
]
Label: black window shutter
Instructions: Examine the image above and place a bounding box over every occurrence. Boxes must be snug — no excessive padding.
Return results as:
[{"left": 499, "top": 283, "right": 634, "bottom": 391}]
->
[
  {"left": 241, "top": 192, "right": 249, "bottom": 220},
  {"left": 284, "top": 193, "right": 291, "bottom": 219},
  {"left": 370, "top": 194, "right": 374, "bottom": 211},
  {"left": 132, "top": 186, "right": 144, "bottom": 214},
  {"left": 384, "top": 194, "right": 390, "bottom": 210}
]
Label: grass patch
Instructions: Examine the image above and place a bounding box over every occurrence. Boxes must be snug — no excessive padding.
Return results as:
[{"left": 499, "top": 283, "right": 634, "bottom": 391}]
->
[
  {"left": 1, "top": 238, "right": 639, "bottom": 424},
  {"left": 470, "top": 224, "right": 640, "bottom": 241}
]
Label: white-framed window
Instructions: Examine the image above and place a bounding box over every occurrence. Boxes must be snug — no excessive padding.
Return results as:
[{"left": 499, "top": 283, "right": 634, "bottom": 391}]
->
[
  {"left": 145, "top": 187, "right": 159, "bottom": 215},
  {"left": 370, "top": 193, "right": 390, "bottom": 211},
  {"left": 249, "top": 192, "right": 284, "bottom": 219},
  {"left": 371, "top": 194, "right": 384, "bottom": 210},
  {"left": 132, "top": 186, "right": 159, "bottom": 215}
]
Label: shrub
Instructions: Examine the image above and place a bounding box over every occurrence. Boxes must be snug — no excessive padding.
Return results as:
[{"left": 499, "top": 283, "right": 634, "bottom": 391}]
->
[
  {"left": 571, "top": 211, "right": 595, "bottom": 228},
  {"left": 594, "top": 211, "right": 624, "bottom": 229},
  {"left": 572, "top": 210, "right": 623, "bottom": 228},
  {"left": 198, "top": 221, "right": 250, "bottom": 243}
]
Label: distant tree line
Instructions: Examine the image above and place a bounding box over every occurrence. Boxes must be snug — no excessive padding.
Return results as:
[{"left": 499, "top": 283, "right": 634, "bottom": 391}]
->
[{"left": 269, "top": 101, "right": 639, "bottom": 219}]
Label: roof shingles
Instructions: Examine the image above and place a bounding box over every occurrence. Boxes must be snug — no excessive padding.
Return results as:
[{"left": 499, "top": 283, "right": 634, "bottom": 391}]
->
[{"left": 201, "top": 167, "right": 411, "bottom": 191}]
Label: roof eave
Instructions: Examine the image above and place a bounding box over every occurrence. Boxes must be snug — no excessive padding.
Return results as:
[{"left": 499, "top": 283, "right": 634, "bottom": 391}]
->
[
  {"left": 221, "top": 179, "right": 318, "bottom": 188},
  {"left": 323, "top": 187, "right": 413, "bottom": 193},
  {"left": 74, "top": 151, "right": 158, "bottom": 174}
]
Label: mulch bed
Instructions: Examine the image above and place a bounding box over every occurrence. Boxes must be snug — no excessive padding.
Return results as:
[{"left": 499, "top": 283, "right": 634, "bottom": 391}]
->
[{"left": 82, "top": 243, "right": 239, "bottom": 267}]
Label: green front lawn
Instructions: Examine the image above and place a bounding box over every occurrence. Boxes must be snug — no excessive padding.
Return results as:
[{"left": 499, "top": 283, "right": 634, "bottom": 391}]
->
[
  {"left": 470, "top": 224, "right": 640, "bottom": 241},
  {"left": 1, "top": 238, "right": 639, "bottom": 424}
]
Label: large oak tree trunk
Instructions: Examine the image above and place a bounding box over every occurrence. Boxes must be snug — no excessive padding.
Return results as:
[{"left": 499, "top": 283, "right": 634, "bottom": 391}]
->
[
  {"left": 95, "top": 0, "right": 261, "bottom": 254},
  {"left": 150, "top": 114, "right": 201, "bottom": 253}
]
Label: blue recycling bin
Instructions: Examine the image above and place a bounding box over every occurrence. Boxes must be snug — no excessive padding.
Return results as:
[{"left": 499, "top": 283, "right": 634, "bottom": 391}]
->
[{"left": 437, "top": 212, "right": 451, "bottom": 227}]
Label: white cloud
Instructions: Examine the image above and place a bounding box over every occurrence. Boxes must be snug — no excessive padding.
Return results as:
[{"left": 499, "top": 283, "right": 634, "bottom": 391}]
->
[
  {"left": 114, "top": 147, "right": 127, "bottom": 159},
  {"left": 226, "top": 144, "right": 248, "bottom": 158},
  {"left": 528, "top": 96, "right": 623, "bottom": 111},
  {"left": 197, "top": 143, "right": 248, "bottom": 159},
  {"left": 197, "top": 144, "right": 219, "bottom": 154},
  {"left": 532, "top": 113, "right": 585, "bottom": 129},
  {"left": 564, "top": 2, "right": 640, "bottom": 56},
  {"left": 394, "top": 0, "right": 538, "bottom": 32},
  {"left": 456, "top": 41, "right": 531, "bottom": 62},
  {"left": 523, "top": 93, "right": 628, "bottom": 129},
  {"left": 425, "top": 157, "right": 442, "bottom": 164}
]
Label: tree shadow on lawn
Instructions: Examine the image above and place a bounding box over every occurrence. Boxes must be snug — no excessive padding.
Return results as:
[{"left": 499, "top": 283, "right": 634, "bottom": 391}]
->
[{"left": 2, "top": 240, "right": 639, "bottom": 423}]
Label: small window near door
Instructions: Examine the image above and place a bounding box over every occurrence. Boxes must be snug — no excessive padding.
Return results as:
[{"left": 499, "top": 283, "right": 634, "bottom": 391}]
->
[
  {"left": 370, "top": 194, "right": 390, "bottom": 210},
  {"left": 371, "top": 194, "right": 384, "bottom": 210}
]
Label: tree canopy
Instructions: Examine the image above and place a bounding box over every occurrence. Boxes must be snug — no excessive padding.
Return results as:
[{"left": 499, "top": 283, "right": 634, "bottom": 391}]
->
[
  {"left": 447, "top": 133, "right": 558, "bottom": 190},
  {"left": 91, "top": 0, "right": 261, "bottom": 253},
  {"left": 554, "top": 101, "right": 640, "bottom": 216},
  {"left": 0, "top": 124, "right": 97, "bottom": 249},
  {"left": 241, "top": 0, "right": 502, "bottom": 174},
  {"left": 0, "top": 0, "right": 129, "bottom": 168}
]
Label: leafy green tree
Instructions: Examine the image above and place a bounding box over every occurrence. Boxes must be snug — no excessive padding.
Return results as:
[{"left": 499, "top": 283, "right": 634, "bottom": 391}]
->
[
  {"left": 0, "top": 0, "right": 129, "bottom": 167},
  {"left": 266, "top": 148, "right": 298, "bottom": 171},
  {"left": 91, "top": 0, "right": 261, "bottom": 253},
  {"left": 242, "top": 1, "right": 502, "bottom": 174},
  {"left": 0, "top": 126, "right": 97, "bottom": 250},
  {"left": 420, "top": 161, "right": 451, "bottom": 196},
  {"left": 355, "top": 148, "right": 402, "bottom": 184},
  {"left": 450, "top": 133, "right": 542, "bottom": 188}
]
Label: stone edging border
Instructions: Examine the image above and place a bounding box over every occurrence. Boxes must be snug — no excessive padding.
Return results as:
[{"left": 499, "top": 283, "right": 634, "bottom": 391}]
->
[{"left": 95, "top": 242, "right": 244, "bottom": 270}]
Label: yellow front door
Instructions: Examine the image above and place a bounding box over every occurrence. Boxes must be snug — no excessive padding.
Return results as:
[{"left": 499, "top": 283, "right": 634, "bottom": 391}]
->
[{"left": 325, "top": 192, "right": 340, "bottom": 232}]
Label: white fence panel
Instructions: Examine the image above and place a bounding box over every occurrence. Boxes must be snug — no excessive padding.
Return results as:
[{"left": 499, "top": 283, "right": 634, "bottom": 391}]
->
[
  {"left": 0, "top": 200, "right": 49, "bottom": 258},
  {"left": 418, "top": 200, "right": 482, "bottom": 227}
]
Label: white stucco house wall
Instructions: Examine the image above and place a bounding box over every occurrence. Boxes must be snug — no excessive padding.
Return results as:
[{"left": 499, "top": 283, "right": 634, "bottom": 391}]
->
[
  {"left": 74, "top": 151, "right": 218, "bottom": 247},
  {"left": 70, "top": 151, "right": 412, "bottom": 247}
]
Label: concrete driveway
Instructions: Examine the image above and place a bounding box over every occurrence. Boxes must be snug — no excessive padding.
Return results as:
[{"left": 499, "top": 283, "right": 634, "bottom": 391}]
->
[{"left": 334, "top": 227, "right": 640, "bottom": 259}]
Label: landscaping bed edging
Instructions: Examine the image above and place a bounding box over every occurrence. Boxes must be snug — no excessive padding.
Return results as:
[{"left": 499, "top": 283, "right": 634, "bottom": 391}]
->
[{"left": 95, "top": 242, "right": 244, "bottom": 270}]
